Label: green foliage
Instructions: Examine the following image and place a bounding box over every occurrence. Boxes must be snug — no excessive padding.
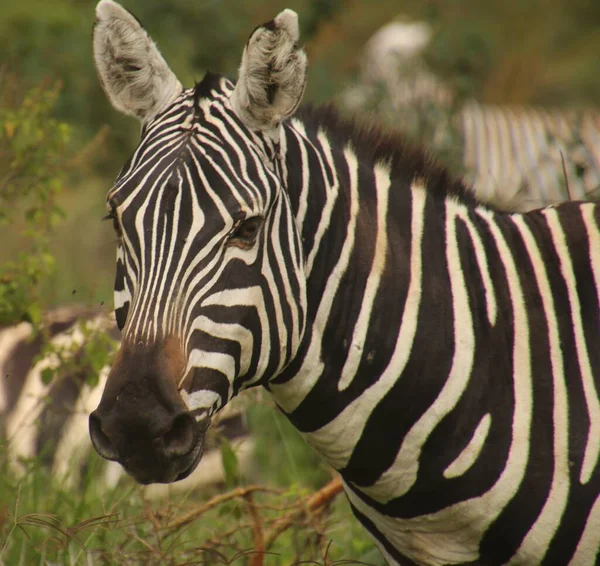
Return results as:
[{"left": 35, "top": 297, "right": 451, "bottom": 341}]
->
[
  {"left": 0, "top": 78, "right": 68, "bottom": 325},
  {"left": 247, "top": 402, "right": 332, "bottom": 490},
  {"left": 423, "top": 26, "right": 493, "bottom": 102},
  {"left": 418, "top": 0, "right": 600, "bottom": 105},
  {"left": 0, "top": 440, "right": 381, "bottom": 565},
  {"left": 34, "top": 317, "right": 118, "bottom": 388},
  {"left": 220, "top": 438, "right": 241, "bottom": 487},
  {"left": 0, "top": 0, "right": 351, "bottom": 171}
]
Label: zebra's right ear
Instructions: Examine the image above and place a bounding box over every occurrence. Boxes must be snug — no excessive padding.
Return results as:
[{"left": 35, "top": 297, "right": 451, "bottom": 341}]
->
[
  {"left": 231, "top": 10, "right": 308, "bottom": 135},
  {"left": 93, "top": 0, "right": 182, "bottom": 123}
]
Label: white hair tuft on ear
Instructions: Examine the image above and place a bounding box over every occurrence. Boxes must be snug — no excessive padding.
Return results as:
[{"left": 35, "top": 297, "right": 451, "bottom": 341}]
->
[
  {"left": 93, "top": 0, "right": 182, "bottom": 122},
  {"left": 231, "top": 9, "right": 308, "bottom": 136},
  {"left": 273, "top": 9, "right": 301, "bottom": 42}
]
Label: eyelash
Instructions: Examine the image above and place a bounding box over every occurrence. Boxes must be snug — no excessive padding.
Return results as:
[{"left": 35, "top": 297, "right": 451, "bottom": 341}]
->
[
  {"left": 228, "top": 216, "right": 263, "bottom": 249},
  {"left": 103, "top": 209, "right": 122, "bottom": 238}
]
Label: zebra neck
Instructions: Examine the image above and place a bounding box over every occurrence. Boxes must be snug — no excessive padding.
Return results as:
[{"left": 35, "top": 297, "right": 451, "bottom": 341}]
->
[
  {"left": 271, "top": 112, "right": 528, "bottom": 481},
  {"left": 271, "top": 117, "right": 478, "bottom": 438}
]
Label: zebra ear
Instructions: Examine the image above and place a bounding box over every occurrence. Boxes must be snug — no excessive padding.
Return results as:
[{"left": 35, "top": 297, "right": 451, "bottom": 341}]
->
[
  {"left": 93, "top": 0, "right": 182, "bottom": 122},
  {"left": 231, "top": 10, "right": 308, "bottom": 134}
]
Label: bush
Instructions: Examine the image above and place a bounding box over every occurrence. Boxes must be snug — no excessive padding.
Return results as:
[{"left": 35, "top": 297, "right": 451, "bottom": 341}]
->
[{"left": 0, "top": 76, "right": 69, "bottom": 325}]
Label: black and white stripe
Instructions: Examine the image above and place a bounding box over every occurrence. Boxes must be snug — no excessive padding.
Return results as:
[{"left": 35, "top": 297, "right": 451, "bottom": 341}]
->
[
  {"left": 107, "top": 76, "right": 600, "bottom": 564},
  {"left": 270, "top": 105, "right": 600, "bottom": 564},
  {"left": 0, "top": 309, "right": 118, "bottom": 484},
  {"left": 107, "top": 78, "right": 306, "bottom": 417},
  {"left": 461, "top": 104, "right": 600, "bottom": 208},
  {"left": 92, "top": 4, "right": 600, "bottom": 563}
]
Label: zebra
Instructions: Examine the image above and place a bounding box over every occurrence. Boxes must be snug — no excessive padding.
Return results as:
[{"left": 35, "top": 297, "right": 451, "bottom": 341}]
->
[
  {"left": 345, "top": 19, "right": 600, "bottom": 211},
  {"left": 89, "top": 1, "right": 600, "bottom": 564},
  {"left": 0, "top": 308, "right": 253, "bottom": 495},
  {"left": 0, "top": 308, "right": 123, "bottom": 487}
]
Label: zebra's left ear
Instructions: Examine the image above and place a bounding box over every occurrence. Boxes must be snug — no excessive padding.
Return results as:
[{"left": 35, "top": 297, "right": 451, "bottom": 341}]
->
[
  {"left": 93, "top": 0, "right": 182, "bottom": 122},
  {"left": 231, "top": 10, "right": 308, "bottom": 135}
]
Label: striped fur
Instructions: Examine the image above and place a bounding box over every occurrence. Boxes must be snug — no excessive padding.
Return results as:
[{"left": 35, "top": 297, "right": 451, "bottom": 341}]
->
[
  {"left": 461, "top": 103, "right": 600, "bottom": 207},
  {"left": 92, "top": 4, "right": 600, "bottom": 564},
  {"left": 273, "top": 105, "right": 600, "bottom": 565}
]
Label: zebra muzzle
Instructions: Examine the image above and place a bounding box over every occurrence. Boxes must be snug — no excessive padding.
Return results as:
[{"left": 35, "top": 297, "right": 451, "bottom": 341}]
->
[{"left": 89, "top": 406, "right": 210, "bottom": 484}]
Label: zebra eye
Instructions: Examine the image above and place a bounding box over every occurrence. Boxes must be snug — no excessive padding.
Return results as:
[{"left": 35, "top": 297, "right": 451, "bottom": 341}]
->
[
  {"left": 103, "top": 209, "right": 122, "bottom": 238},
  {"left": 229, "top": 216, "right": 263, "bottom": 248}
]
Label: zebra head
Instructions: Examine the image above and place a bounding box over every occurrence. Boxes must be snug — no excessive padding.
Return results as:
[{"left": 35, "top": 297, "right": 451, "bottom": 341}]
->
[{"left": 89, "top": 0, "right": 308, "bottom": 484}]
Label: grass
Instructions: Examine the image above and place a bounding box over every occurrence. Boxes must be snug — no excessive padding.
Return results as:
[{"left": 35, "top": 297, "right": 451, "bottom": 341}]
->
[{"left": 0, "top": 400, "right": 385, "bottom": 566}]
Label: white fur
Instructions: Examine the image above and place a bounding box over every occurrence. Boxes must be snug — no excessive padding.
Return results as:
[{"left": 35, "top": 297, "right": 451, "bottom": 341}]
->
[
  {"left": 364, "top": 20, "right": 433, "bottom": 85},
  {"left": 93, "top": 0, "right": 182, "bottom": 122},
  {"left": 231, "top": 9, "right": 308, "bottom": 135}
]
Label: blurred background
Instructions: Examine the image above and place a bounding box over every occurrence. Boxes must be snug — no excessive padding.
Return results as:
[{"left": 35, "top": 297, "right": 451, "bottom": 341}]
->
[
  {"left": 1, "top": 2, "right": 600, "bottom": 563},
  {"left": 2, "top": 0, "right": 600, "bottom": 315}
]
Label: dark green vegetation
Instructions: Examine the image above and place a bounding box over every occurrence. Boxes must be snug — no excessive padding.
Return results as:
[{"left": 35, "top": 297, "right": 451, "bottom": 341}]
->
[
  {"left": 0, "top": 80, "right": 68, "bottom": 324},
  {"left": 1, "top": 0, "right": 599, "bottom": 563}
]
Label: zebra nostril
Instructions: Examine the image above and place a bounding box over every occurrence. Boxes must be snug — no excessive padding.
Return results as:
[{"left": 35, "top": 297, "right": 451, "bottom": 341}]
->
[
  {"left": 162, "top": 413, "right": 197, "bottom": 458},
  {"left": 89, "top": 412, "right": 119, "bottom": 461}
]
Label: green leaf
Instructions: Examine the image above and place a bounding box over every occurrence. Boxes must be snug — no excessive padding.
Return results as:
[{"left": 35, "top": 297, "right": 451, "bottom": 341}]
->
[
  {"left": 86, "top": 372, "right": 99, "bottom": 388},
  {"left": 220, "top": 439, "right": 239, "bottom": 487},
  {"left": 87, "top": 343, "right": 108, "bottom": 374},
  {"left": 40, "top": 367, "right": 55, "bottom": 385},
  {"left": 27, "top": 302, "right": 42, "bottom": 327}
]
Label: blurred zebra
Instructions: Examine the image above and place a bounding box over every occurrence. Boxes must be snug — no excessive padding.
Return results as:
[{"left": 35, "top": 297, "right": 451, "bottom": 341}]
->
[
  {"left": 0, "top": 307, "right": 119, "bottom": 485},
  {"left": 0, "top": 308, "right": 253, "bottom": 493},
  {"left": 88, "top": 3, "right": 600, "bottom": 564},
  {"left": 346, "top": 19, "right": 600, "bottom": 210}
]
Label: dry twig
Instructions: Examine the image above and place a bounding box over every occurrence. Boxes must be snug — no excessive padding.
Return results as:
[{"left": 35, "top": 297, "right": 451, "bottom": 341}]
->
[
  {"left": 264, "top": 476, "right": 343, "bottom": 550},
  {"left": 164, "top": 486, "right": 282, "bottom": 532},
  {"left": 245, "top": 492, "right": 266, "bottom": 566}
]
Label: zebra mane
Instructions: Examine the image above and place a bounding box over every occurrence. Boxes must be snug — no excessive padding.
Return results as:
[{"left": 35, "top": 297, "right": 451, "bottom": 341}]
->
[
  {"left": 296, "top": 103, "right": 485, "bottom": 208},
  {"left": 191, "top": 73, "right": 485, "bottom": 208},
  {"left": 192, "top": 72, "right": 225, "bottom": 107}
]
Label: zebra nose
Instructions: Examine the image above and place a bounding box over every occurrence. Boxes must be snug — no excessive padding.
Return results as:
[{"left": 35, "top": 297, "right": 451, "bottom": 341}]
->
[
  {"left": 161, "top": 412, "right": 197, "bottom": 458},
  {"left": 89, "top": 411, "right": 119, "bottom": 461},
  {"left": 88, "top": 410, "right": 198, "bottom": 462}
]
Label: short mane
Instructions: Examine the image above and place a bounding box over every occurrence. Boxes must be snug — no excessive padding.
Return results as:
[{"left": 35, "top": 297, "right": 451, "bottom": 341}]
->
[
  {"left": 192, "top": 72, "right": 488, "bottom": 209},
  {"left": 193, "top": 71, "right": 225, "bottom": 107},
  {"left": 296, "top": 103, "right": 486, "bottom": 208}
]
